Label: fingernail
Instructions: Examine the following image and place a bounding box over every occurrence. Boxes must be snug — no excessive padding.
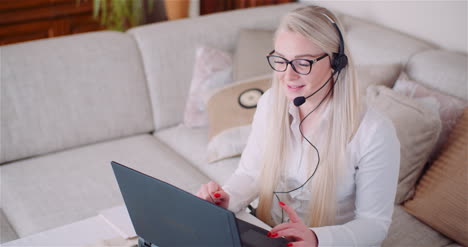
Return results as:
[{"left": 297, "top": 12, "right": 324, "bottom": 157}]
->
[
  {"left": 287, "top": 243, "right": 293, "bottom": 247},
  {"left": 271, "top": 232, "right": 278, "bottom": 237},
  {"left": 267, "top": 232, "right": 272, "bottom": 237},
  {"left": 214, "top": 193, "right": 221, "bottom": 198},
  {"left": 279, "top": 201, "right": 285, "bottom": 206}
]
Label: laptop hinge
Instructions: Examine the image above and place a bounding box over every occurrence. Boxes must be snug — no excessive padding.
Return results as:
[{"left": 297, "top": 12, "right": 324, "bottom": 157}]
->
[{"left": 138, "top": 237, "right": 155, "bottom": 247}]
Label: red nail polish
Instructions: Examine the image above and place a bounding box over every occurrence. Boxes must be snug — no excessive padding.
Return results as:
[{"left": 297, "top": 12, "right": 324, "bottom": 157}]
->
[
  {"left": 287, "top": 243, "right": 293, "bottom": 247},
  {"left": 267, "top": 232, "right": 272, "bottom": 237},
  {"left": 279, "top": 201, "right": 285, "bottom": 206},
  {"left": 214, "top": 193, "right": 221, "bottom": 198},
  {"left": 272, "top": 232, "right": 278, "bottom": 237}
]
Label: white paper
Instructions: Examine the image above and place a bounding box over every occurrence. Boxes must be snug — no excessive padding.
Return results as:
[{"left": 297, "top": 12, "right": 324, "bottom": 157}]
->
[{"left": 99, "top": 205, "right": 137, "bottom": 239}]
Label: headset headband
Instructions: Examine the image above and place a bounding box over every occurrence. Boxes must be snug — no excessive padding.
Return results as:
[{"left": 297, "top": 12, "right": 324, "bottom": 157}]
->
[{"left": 321, "top": 12, "right": 347, "bottom": 71}]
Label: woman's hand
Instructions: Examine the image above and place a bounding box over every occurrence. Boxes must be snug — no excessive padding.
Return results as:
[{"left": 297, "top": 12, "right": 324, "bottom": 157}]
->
[
  {"left": 195, "top": 181, "right": 230, "bottom": 209},
  {"left": 269, "top": 201, "right": 318, "bottom": 247}
]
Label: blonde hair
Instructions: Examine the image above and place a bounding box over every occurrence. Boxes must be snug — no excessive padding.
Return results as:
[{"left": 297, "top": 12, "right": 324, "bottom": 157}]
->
[{"left": 256, "top": 6, "right": 361, "bottom": 227}]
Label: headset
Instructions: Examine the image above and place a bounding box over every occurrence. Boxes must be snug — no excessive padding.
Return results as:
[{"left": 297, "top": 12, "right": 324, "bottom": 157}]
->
[
  {"left": 327, "top": 15, "right": 348, "bottom": 73},
  {"left": 293, "top": 13, "right": 348, "bottom": 107},
  {"left": 270, "top": 12, "right": 348, "bottom": 224}
]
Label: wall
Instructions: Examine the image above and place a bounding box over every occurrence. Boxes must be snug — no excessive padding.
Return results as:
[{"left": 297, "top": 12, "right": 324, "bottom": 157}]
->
[{"left": 299, "top": 0, "right": 467, "bottom": 54}]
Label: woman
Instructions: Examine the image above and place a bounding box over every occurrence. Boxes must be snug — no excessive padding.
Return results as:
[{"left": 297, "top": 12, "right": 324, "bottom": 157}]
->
[{"left": 196, "top": 5, "right": 400, "bottom": 247}]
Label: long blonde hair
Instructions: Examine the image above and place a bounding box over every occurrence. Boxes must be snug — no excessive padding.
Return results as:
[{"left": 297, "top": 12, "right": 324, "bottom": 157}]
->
[{"left": 256, "top": 5, "right": 361, "bottom": 227}]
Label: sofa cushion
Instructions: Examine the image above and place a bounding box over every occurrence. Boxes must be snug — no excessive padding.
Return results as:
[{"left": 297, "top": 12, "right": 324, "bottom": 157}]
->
[
  {"left": 403, "top": 108, "right": 468, "bottom": 246},
  {"left": 0, "top": 209, "right": 18, "bottom": 243},
  {"left": 233, "top": 29, "right": 275, "bottom": 81},
  {"left": 367, "top": 86, "right": 441, "bottom": 204},
  {"left": 406, "top": 50, "right": 467, "bottom": 100},
  {"left": 183, "top": 46, "right": 233, "bottom": 128},
  {"left": 127, "top": 3, "right": 305, "bottom": 131},
  {"left": 207, "top": 75, "right": 271, "bottom": 140},
  {"left": 154, "top": 125, "right": 239, "bottom": 185},
  {"left": 444, "top": 243, "right": 464, "bottom": 247},
  {"left": 356, "top": 64, "right": 401, "bottom": 96},
  {"left": 393, "top": 75, "right": 467, "bottom": 161},
  {"left": 206, "top": 75, "right": 272, "bottom": 163},
  {"left": 341, "top": 15, "right": 435, "bottom": 66},
  {"left": 0, "top": 31, "right": 154, "bottom": 164},
  {"left": 382, "top": 206, "right": 453, "bottom": 247},
  {"left": 0, "top": 134, "right": 209, "bottom": 237}
]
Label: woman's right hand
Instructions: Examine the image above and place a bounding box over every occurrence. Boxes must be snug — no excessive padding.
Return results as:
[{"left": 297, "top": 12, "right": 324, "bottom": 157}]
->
[{"left": 195, "top": 181, "right": 230, "bottom": 209}]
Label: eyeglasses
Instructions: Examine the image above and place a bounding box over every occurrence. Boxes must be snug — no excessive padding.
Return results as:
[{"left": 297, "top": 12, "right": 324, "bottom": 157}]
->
[{"left": 266, "top": 50, "right": 329, "bottom": 75}]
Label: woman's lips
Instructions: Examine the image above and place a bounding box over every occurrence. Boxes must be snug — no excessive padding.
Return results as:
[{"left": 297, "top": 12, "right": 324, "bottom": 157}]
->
[{"left": 287, "top": 84, "right": 305, "bottom": 91}]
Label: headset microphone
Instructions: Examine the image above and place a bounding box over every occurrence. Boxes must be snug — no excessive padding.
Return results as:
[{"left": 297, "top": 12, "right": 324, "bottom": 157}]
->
[
  {"left": 293, "top": 71, "right": 336, "bottom": 107},
  {"left": 293, "top": 96, "right": 306, "bottom": 107}
]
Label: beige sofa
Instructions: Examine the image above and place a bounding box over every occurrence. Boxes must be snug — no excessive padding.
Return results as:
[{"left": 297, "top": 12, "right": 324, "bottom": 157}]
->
[{"left": 1, "top": 3, "right": 466, "bottom": 246}]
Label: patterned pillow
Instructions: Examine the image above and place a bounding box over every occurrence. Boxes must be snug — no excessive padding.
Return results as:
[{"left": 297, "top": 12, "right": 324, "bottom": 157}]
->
[
  {"left": 183, "top": 46, "right": 232, "bottom": 128},
  {"left": 393, "top": 74, "right": 467, "bottom": 160}
]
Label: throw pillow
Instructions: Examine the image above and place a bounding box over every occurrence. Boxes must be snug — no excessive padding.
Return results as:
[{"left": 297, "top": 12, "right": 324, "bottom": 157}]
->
[
  {"left": 206, "top": 75, "right": 272, "bottom": 163},
  {"left": 393, "top": 75, "right": 467, "bottom": 160},
  {"left": 403, "top": 108, "right": 468, "bottom": 246},
  {"left": 366, "top": 86, "right": 441, "bottom": 204},
  {"left": 183, "top": 46, "right": 233, "bottom": 128},
  {"left": 355, "top": 64, "right": 401, "bottom": 97},
  {"left": 232, "top": 29, "right": 275, "bottom": 81}
]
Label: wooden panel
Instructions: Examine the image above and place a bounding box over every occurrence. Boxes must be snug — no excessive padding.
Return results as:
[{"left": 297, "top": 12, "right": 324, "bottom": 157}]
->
[
  {"left": 200, "top": 0, "right": 296, "bottom": 15},
  {"left": 68, "top": 14, "right": 104, "bottom": 34},
  {"left": 0, "top": 0, "right": 52, "bottom": 11},
  {"left": 0, "top": 1, "right": 93, "bottom": 25},
  {"left": 0, "top": 0, "right": 102, "bottom": 45},
  {"left": 0, "top": 19, "right": 53, "bottom": 45}
]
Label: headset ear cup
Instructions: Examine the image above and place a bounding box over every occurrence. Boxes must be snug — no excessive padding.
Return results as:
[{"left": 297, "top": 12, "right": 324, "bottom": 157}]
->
[
  {"left": 338, "top": 54, "right": 348, "bottom": 71},
  {"left": 332, "top": 53, "right": 348, "bottom": 72}
]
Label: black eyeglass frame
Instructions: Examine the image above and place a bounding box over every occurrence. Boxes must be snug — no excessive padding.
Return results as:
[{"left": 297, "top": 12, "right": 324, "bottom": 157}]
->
[{"left": 266, "top": 50, "right": 329, "bottom": 75}]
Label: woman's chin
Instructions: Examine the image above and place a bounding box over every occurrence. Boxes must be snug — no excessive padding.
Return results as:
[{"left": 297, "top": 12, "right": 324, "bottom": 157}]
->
[
  {"left": 284, "top": 87, "right": 306, "bottom": 100},
  {"left": 285, "top": 92, "right": 301, "bottom": 102}
]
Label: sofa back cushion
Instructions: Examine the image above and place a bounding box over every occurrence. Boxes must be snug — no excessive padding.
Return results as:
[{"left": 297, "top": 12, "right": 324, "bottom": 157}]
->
[
  {"left": 341, "top": 15, "right": 435, "bottom": 66},
  {"left": 127, "top": 3, "right": 305, "bottom": 131},
  {"left": 0, "top": 208, "right": 18, "bottom": 243},
  {"left": 406, "top": 50, "right": 467, "bottom": 100},
  {"left": 0, "top": 31, "right": 154, "bottom": 164},
  {"left": 128, "top": 2, "right": 441, "bottom": 131}
]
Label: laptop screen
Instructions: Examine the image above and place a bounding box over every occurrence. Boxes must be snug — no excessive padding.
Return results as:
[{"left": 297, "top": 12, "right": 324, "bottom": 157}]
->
[{"left": 111, "top": 161, "right": 242, "bottom": 247}]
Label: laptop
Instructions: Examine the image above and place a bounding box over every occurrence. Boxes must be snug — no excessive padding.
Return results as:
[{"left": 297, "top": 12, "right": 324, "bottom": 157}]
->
[{"left": 111, "top": 161, "right": 289, "bottom": 247}]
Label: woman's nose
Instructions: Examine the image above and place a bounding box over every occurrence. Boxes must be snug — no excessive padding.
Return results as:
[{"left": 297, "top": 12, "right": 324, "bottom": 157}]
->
[{"left": 284, "top": 63, "right": 300, "bottom": 80}]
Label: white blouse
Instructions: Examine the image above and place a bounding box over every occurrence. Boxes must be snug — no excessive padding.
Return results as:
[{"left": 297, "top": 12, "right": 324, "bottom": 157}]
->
[{"left": 223, "top": 89, "right": 400, "bottom": 246}]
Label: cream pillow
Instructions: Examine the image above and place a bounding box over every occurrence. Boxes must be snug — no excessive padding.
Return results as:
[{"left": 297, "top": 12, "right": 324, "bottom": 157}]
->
[
  {"left": 366, "top": 86, "right": 442, "bottom": 204},
  {"left": 233, "top": 29, "right": 275, "bottom": 81},
  {"left": 206, "top": 75, "right": 272, "bottom": 163},
  {"left": 403, "top": 108, "right": 468, "bottom": 246}
]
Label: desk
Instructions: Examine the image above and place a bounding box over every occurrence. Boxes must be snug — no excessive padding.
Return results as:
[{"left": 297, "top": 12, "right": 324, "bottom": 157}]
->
[{"left": 3, "top": 205, "right": 271, "bottom": 246}]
